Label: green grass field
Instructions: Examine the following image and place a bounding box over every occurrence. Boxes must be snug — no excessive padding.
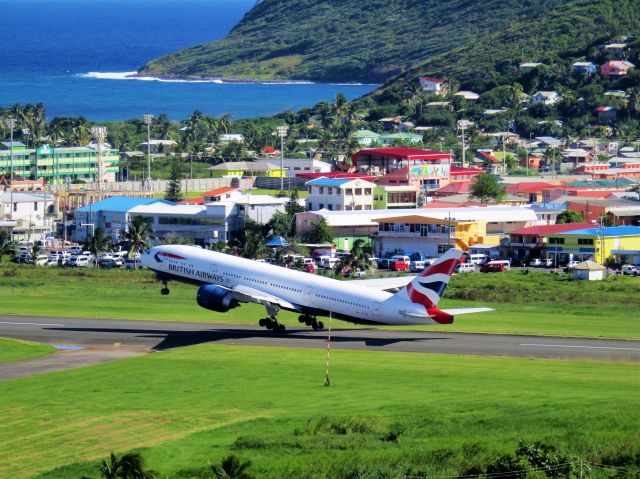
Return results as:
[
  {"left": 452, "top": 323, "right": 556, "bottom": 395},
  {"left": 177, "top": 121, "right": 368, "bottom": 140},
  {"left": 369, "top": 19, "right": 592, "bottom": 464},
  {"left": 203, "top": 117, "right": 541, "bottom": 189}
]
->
[
  {"left": 0, "top": 266, "right": 638, "bottom": 339},
  {"left": 0, "top": 338, "right": 55, "bottom": 364},
  {"left": 0, "top": 344, "right": 634, "bottom": 478}
]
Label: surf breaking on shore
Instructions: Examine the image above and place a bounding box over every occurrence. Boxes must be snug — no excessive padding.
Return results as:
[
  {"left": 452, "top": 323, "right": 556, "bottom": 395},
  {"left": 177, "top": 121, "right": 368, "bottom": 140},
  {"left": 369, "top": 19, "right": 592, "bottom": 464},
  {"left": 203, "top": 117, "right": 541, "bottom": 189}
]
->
[{"left": 81, "top": 71, "right": 371, "bottom": 86}]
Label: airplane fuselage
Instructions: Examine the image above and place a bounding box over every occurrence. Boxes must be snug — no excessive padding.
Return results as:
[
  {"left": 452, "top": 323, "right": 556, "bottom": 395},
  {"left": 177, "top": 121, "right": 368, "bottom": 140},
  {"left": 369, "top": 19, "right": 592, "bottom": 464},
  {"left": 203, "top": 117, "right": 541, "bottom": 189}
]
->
[{"left": 141, "top": 245, "right": 443, "bottom": 326}]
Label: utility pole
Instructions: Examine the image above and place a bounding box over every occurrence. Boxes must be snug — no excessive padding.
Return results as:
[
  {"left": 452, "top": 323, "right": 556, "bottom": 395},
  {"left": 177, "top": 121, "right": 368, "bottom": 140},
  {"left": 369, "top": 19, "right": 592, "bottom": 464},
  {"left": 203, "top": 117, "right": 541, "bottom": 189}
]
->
[
  {"left": 6, "top": 118, "right": 16, "bottom": 221},
  {"left": 144, "top": 114, "right": 153, "bottom": 191},
  {"left": 91, "top": 126, "right": 107, "bottom": 190},
  {"left": 277, "top": 125, "right": 288, "bottom": 191},
  {"left": 458, "top": 120, "right": 468, "bottom": 168}
]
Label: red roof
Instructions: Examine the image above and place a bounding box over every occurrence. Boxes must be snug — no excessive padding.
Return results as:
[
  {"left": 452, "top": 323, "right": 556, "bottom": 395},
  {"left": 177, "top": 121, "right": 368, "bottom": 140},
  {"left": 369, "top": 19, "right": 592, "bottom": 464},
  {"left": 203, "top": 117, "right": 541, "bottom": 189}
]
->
[
  {"left": 262, "top": 146, "right": 279, "bottom": 154},
  {"left": 420, "top": 76, "right": 444, "bottom": 84},
  {"left": 296, "top": 171, "right": 377, "bottom": 181},
  {"left": 479, "top": 151, "right": 500, "bottom": 164},
  {"left": 435, "top": 182, "right": 472, "bottom": 195},
  {"left": 450, "top": 166, "right": 483, "bottom": 176},
  {"left": 352, "top": 148, "right": 452, "bottom": 166},
  {"left": 203, "top": 186, "right": 239, "bottom": 198},
  {"left": 505, "top": 182, "right": 555, "bottom": 194},
  {"left": 178, "top": 197, "right": 204, "bottom": 205},
  {"left": 508, "top": 222, "right": 594, "bottom": 236}
]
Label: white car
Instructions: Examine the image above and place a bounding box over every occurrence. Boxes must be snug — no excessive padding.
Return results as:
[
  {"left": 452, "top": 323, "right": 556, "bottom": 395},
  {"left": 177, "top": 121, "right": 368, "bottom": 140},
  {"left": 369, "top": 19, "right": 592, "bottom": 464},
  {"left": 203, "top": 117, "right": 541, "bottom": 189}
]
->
[
  {"left": 566, "top": 260, "right": 580, "bottom": 269},
  {"left": 529, "top": 258, "right": 542, "bottom": 267},
  {"left": 69, "top": 255, "right": 90, "bottom": 267},
  {"left": 45, "top": 257, "right": 60, "bottom": 266},
  {"left": 455, "top": 263, "right": 476, "bottom": 273},
  {"left": 410, "top": 260, "right": 426, "bottom": 272},
  {"left": 621, "top": 264, "right": 639, "bottom": 276},
  {"left": 35, "top": 255, "right": 49, "bottom": 266},
  {"left": 98, "top": 252, "right": 114, "bottom": 262}
]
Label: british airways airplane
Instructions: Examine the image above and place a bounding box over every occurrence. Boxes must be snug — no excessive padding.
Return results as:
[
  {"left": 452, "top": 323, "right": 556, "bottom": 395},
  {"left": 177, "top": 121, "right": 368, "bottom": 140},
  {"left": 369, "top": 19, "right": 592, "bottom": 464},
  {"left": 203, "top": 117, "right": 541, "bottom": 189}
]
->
[{"left": 140, "top": 245, "right": 491, "bottom": 333}]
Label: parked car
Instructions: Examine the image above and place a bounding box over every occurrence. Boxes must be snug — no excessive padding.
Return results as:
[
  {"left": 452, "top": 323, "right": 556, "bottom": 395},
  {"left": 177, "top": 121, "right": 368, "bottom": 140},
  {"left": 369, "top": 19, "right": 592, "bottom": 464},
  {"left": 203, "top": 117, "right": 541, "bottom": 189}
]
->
[
  {"left": 376, "top": 258, "right": 394, "bottom": 269},
  {"left": 303, "top": 263, "right": 316, "bottom": 274},
  {"left": 99, "top": 258, "right": 123, "bottom": 269},
  {"left": 423, "top": 257, "right": 437, "bottom": 266},
  {"left": 34, "top": 255, "right": 49, "bottom": 266},
  {"left": 97, "top": 252, "right": 114, "bottom": 262},
  {"left": 68, "top": 245, "right": 83, "bottom": 255},
  {"left": 45, "top": 257, "right": 60, "bottom": 267},
  {"left": 468, "top": 254, "right": 488, "bottom": 265},
  {"left": 543, "top": 258, "right": 554, "bottom": 267},
  {"left": 320, "top": 257, "right": 339, "bottom": 269},
  {"left": 69, "top": 255, "right": 90, "bottom": 267},
  {"left": 621, "top": 264, "right": 639, "bottom": 276},
  {"left": 389, "top": 258, "right": 410, "bottom": 272},
  {"left": 529, "top": 258, "right": 542, "bottom": 267},
  {"left": 455, "top": 263, "right": 476, "bottom": 273},
  {"left": 480, "top": 262, "right": 506, "bottom": 273},
  {"left": 410, "top": 260, "right": 426, "bottom": 272}
]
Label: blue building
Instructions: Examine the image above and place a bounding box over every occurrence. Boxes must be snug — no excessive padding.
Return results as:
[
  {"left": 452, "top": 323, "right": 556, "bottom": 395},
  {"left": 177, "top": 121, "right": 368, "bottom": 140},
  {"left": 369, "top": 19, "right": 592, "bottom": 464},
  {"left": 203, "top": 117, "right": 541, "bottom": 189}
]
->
[
  {"left": 572, "top": 62, "right": 597, "bottom": 74},
  {"left": 74, "top": 196, "right": 173, "bottom": 243}
]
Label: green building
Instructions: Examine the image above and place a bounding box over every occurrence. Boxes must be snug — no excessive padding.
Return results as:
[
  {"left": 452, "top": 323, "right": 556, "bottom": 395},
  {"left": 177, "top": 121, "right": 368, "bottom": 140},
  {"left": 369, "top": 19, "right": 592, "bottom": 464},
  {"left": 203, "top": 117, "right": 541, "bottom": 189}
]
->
[{"left": 0, "top": 145, "right": 119, "bottom": 184}]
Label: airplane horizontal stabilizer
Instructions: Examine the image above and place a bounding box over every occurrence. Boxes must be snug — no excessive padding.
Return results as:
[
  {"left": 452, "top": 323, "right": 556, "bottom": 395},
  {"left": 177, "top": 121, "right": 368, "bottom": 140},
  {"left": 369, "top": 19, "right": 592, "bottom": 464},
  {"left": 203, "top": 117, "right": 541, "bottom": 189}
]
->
[{"left": 441, "top": 307, "right": 494, "bottom": 315}]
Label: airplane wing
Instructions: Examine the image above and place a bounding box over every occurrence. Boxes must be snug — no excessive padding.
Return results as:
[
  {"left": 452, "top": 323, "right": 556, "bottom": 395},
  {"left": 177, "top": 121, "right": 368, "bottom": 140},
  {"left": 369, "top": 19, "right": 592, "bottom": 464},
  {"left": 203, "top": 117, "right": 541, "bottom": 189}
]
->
[
  {"left": 348, "top": 276, "right": 415, "bottom": 291},
  {"left": 230, "top": 284, "right": 298, "bottom": 310},
  {"left": 441, "top": 308, "right": 494, "bottom": 315}
]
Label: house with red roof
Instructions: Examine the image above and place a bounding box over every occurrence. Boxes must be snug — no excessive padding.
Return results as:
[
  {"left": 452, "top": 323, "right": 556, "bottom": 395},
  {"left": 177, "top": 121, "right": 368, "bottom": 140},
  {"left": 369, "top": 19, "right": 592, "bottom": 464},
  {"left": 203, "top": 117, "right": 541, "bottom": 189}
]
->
[
  {"left": 203, "top": 187, "right": 241, "bottom": 203},
  {"left": 508, "top": 222, "right": 594, "bottom": 260},
  {"left": 600, "top": 60, "right": 634, "bottom": 76},
  {"left": 419, "top": 76, "right": 447, "bottom": 95},
  {"left": 504, "top": 182, "right": 555, "bottom": 203}
]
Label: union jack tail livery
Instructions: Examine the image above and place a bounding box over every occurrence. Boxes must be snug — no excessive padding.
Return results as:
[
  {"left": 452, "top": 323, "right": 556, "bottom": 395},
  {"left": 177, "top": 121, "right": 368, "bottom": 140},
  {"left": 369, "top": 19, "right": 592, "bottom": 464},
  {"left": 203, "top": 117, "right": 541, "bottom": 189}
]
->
[{"left": 405, "top": 248, "right": 462, "bottom": 308}]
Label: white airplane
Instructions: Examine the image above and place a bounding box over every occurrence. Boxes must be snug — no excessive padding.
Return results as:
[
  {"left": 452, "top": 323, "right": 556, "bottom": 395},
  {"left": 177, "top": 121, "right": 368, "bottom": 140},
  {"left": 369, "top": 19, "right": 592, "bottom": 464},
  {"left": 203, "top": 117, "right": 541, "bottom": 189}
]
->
[{"left": 140, "top": 245, "right": 492, "bottom": 333}]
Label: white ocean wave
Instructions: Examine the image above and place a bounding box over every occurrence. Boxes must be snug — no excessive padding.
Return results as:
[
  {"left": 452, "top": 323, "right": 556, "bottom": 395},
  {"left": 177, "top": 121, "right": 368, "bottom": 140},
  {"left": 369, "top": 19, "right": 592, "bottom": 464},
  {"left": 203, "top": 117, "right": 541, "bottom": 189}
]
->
[{"left": 81, "top": 72, "right": 216, "bottom": 83}]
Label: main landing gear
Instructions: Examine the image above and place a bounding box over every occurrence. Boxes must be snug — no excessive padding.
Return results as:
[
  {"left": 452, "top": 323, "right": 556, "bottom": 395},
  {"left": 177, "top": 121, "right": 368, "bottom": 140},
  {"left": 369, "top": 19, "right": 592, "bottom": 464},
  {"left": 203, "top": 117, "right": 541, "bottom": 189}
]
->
[
  {"left": 298, "top": 314, "right": 324, "bottom": 331},
  {"left": 258, "top": 304, "right": 286, "bottom": 333},
  {"left": 160, "top": 279, "right": 170, "bottom": 296}
]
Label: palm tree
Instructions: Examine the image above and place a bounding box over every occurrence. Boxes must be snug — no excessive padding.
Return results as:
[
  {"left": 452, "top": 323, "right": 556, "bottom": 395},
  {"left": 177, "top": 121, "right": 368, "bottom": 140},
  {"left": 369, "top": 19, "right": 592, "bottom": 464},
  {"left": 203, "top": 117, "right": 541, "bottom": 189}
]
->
[
  {"left": 0, "top": 230, "right": 14, "bottom": 263},
  {"left": 152, "top": 113, "right": 171, "bottom": 140},
  {"left": 217, "top": 113, "right": 231, "bottom": 135},
  {"left": 89, "top": 227, "right": 112, "bottom": 265},
  {"left": 99, "top": 451, "right": 156, "bottom": 479},
  {"left": 334, "top": 239, "right": 376, "bottom": 277},
  {"left": 124, "top": 216, "right": 153, "bottom": 267},
  {"left": 211, "top": 455, "right": 254, "bottom": 479}
]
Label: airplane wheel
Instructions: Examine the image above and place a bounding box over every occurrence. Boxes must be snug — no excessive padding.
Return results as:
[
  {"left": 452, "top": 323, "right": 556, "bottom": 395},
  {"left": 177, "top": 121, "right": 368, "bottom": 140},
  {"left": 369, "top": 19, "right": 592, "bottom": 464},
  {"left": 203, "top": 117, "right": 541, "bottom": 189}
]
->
[
  {"left": 317, "top": 321, "right": 324, "bottom": 330},
  {"left": 275, "top": 324, "right": 286, "bottom": 334},
  {"left": 265, "top": 319, "right": 275, "bottom": 330},
  {"left": 161, "top": 287, "right": 170, "bottom": 296},
  {"left": 304, "top": 319, "right": 312, "bottom": 326},
  {"left": 259, "top": 318, "right": 267, "bottom": 327},
  {"left": 312, "top": 321, "right": 319, "bottom": 331},
  {"left": 298, "top": 315, "right": 307, "bottom": 323}
]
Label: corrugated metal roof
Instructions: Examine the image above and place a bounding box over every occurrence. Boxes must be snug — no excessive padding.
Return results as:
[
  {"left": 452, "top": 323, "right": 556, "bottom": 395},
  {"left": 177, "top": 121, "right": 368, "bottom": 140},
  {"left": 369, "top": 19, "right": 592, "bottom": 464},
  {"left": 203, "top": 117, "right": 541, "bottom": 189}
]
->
[
  {"left": 562, "top": 226, "right": 640, "bottom": 237},
  {"left": 76, "top": 197, "right": 171, "bottom": 213},
  {"left": 508, "top": 222, "right": 593, "bottom": 236}
]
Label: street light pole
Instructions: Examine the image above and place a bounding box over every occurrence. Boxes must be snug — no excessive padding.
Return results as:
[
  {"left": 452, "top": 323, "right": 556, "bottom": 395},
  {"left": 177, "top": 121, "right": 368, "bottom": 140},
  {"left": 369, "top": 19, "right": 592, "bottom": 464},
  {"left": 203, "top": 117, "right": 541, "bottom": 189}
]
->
[
  {"left": 144, "top": 114, "right": 153, "bottom": 191},
  {"left": 277, "top": 125, "right": 288, "bottom": 191},
  {"left": 6, "top": 118, "right": 16, "bottom": 221}
]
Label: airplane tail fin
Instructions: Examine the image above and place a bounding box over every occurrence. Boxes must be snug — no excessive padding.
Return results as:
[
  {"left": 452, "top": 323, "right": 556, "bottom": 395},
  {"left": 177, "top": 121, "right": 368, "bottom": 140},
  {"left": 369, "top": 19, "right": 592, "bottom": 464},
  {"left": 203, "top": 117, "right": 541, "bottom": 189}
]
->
[{"left": 402, "top": 248, "right": 463, "bottom": 309}]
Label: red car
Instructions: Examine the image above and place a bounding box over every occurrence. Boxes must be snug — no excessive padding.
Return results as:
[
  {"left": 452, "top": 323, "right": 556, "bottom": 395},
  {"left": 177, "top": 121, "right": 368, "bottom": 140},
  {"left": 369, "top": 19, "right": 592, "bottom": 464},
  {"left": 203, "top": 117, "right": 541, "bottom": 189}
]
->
[
  {"left": 390, "top": 259, "right": 410, "bottom": 272},
  {"left": 480, "top": 262, "right": 505, "bottom": 273}
]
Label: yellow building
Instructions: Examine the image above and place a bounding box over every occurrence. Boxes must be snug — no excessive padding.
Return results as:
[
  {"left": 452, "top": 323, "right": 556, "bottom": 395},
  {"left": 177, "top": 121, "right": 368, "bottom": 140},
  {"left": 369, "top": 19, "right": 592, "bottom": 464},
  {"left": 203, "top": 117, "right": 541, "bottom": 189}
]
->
[
  {"left": 546, "top": 226, "right": 640, "bottom": 264},
  {"left": 374, "top": 214, "right": 502, "bottom": 257},
  {"left": 208, "top": 161, "right": 284, "bottom": 178}
]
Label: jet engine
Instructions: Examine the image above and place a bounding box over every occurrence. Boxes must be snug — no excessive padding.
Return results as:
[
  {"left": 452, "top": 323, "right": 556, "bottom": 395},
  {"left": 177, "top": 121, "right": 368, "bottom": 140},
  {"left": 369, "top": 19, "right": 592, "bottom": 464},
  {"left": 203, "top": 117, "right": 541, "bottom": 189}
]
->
[{"left": 196, "top": 284, "right": 239, "bottom": 313}]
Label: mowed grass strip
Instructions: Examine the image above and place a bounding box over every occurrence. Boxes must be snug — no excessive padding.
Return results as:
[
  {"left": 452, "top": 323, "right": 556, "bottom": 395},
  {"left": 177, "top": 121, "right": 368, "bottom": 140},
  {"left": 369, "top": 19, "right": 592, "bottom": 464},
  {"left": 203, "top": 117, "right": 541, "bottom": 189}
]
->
[
  {"left": 0, "top": 345, "right": 635, "bottom": 478},
  {"left": 0, "top": 266, "right": 638, "bottom": 339},
  {"left": 0, "top": 338, "right": 55, "bottom": 364}
]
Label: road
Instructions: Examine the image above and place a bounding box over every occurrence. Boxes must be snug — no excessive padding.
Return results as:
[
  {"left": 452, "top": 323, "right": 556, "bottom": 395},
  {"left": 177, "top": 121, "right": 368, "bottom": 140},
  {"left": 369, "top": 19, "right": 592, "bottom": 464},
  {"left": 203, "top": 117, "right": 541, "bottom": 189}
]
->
[{"left": 1, "top": 315, "right": 639, "bottom": 366}]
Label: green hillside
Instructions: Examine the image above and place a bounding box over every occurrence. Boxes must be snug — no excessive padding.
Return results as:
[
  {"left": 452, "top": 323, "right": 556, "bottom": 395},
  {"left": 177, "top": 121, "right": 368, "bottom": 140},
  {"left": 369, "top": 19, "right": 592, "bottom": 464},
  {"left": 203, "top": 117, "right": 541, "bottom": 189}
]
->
[
  {"left": 375, "top": 0, "right": 640, "bottom": 96},
  {"left": 139, "top": 0, "right": 570, "bottom": 83}
]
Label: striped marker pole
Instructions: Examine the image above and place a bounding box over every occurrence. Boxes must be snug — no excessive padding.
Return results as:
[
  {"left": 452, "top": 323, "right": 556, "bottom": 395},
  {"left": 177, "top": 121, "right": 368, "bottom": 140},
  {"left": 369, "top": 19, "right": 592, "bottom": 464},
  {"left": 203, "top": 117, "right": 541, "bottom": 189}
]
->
[{"left": 324, "top": 313, "right": 333, "bottom": 387}]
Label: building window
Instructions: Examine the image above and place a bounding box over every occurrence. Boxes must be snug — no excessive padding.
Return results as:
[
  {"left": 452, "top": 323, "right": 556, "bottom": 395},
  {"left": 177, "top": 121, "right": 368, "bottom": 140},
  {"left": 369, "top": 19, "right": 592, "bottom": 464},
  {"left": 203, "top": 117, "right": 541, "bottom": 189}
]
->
[
  {"left": 34, "top": 202, "right": 38, "bottom": 211},
  {"left": 308, "top": 186, "right": 312, "bottom": 193},
  {"left": 364, "top": 205, "right": 371, "bottom": 210},
  {"left": 318, "top": 187, "right": 324, "bottom": 194},
  {"left": 328, "top": 204, "right": 333, "bottom": 210},
  {"left": 319, "top": 203, "right": 324, "bottom": 209},
  {"left": 308, "top": 202, "right": 312, "bottom": 210},
  {"left": 345, "top": 188, "right": 352, "bottom": 195},
  {"left": 13, "top": 203, "right": 17, "bottom": 212},
  {"left": 438, "top": 244, "right": 450, "bottom": 254},
  {"left": 355, "top": 188, "right": 362, "bottom": 195},
  {"left": 365, "top": 188, "right": 372, "bottom": 195},
  {"left": 578, "top": 238, "right": 594, "bottom": 245},
  {"left": 549, "top": 237, "right": 564, "bottom": 244},
  {"left": 328, "top": 187, "right": 333, "bottom": 195}
]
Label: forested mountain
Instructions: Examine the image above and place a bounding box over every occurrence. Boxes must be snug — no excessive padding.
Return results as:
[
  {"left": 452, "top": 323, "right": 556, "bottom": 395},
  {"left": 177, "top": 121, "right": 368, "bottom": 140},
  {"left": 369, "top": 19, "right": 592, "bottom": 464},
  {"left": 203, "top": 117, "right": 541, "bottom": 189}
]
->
[
  {"left": 375, "top": 0, "right": 640, "bottom": 98},
  {"left": 139, "top": 0, "right": 571, "bottom": 83}
]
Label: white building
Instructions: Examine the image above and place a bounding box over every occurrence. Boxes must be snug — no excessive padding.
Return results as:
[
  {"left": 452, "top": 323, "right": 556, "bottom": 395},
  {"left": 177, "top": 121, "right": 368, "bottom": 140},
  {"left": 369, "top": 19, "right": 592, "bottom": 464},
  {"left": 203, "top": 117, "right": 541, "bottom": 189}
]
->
[
  {"left": 218, "top": 133, "right": 245, "bottom": 145},
  {"left": 419, "top": 76, "right": 446, "bottom": 94},
  {"left": 530, "top": 91, "right": 561, "bottom": 106},
  {"left": 454, "top": 91, "right": 480, "bottom": 101},
  {"left": 231, "top": 194, "right": 289, "bottom": 225},
  {"left": 254, "top": 158, "right": 331, "bottom": 178},
  {"left": 306, "top": 177, "right": 376, "bottom": 212},
  {"left": 0, "top": 192, "right": 55, "bottom": 241}
]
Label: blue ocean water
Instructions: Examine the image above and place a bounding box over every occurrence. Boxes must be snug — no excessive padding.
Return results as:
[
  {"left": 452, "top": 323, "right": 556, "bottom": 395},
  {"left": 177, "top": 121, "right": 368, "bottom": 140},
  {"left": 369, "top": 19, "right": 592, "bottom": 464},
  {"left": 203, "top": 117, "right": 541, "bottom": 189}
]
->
[{"left": 0, "top": 0, "right": 374, "bottom": 121}]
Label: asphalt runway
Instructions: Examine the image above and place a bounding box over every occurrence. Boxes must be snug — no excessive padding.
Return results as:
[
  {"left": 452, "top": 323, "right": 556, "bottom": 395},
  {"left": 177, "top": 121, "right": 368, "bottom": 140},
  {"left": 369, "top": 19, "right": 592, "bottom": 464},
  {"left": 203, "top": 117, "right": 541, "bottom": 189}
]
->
[{"left": 1, "top": 315, "right": 640, "bottom": 373}]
